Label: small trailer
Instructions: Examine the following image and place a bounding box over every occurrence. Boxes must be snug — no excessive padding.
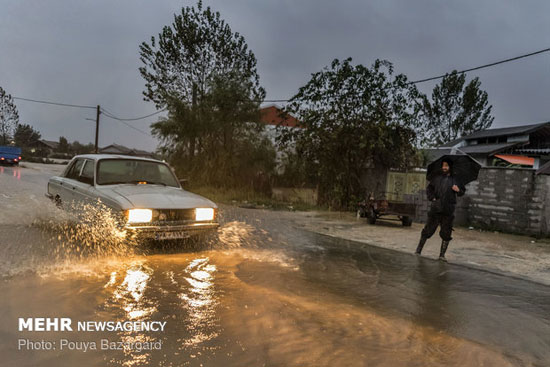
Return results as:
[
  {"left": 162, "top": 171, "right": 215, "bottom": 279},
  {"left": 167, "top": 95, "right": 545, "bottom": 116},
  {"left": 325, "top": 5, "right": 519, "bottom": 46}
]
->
[
  {"left": 357, "top": 194, "right": 415, "bottom": 226},
  {"left": 357, "top": 170, "right": 425, "bottom": 226}
]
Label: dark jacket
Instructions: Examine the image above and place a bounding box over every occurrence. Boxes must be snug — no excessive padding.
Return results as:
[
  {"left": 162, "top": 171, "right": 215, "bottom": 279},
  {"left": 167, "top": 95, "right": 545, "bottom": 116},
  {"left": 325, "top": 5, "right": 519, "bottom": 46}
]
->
[{"left": 426, "top": 174, "right": 466, "bottom": 215}]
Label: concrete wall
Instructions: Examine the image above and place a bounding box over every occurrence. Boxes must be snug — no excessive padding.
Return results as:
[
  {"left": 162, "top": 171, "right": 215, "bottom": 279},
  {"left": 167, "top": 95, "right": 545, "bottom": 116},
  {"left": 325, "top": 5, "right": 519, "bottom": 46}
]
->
[
  {"left": 412, "top": 167, "right": 550, "bottom": 236},
  {"left": 271, "top": 187, "right": 318, "bottom": 205}
]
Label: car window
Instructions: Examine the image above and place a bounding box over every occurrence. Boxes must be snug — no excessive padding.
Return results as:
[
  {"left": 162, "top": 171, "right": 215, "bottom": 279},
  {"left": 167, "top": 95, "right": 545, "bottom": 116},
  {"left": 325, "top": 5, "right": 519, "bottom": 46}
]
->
[
  {"left": 79, "top": 159, "right": 95, "bottom": 184},
  {"left": 96, "top": 159, "right": 179, "bottom": 187},
  {"left": 66, "top": 159, "right": 85, "bottom": 180},
  {"left": 62, "top": 160, "right": 76, "bottom": 177}
]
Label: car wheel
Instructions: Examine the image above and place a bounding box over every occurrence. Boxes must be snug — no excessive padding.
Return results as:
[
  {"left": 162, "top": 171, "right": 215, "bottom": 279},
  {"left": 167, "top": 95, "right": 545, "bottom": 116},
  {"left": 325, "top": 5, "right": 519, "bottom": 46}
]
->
[{"left": 54, "top": 195, "right": 62, "bottom": 209}]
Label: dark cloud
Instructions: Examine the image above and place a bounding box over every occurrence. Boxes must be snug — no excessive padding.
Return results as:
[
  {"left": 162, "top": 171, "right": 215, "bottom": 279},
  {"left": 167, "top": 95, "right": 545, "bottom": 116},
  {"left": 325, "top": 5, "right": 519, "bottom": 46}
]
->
[{"left": 1, "top": 0, "right": 549, "bottom": 151}]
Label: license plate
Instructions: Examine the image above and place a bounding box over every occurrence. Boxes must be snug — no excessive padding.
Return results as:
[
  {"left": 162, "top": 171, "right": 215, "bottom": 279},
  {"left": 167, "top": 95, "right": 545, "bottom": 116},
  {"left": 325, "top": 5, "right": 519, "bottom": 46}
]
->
[{"left": 155, "top": 231, "right": 190, "bottom": 240}]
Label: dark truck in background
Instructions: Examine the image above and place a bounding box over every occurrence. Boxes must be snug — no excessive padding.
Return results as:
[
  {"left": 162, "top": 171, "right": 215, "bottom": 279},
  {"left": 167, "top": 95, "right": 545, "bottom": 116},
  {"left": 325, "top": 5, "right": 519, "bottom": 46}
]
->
[{"left": 0, "top": 146, "right": 22, "bottom": 165}]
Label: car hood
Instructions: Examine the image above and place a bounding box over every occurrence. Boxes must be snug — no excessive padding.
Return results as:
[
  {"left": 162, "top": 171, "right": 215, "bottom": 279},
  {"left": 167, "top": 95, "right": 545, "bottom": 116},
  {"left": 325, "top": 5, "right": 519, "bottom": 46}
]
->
[{"left": 97, "top": 184, "right": 217, "bottom": 210}]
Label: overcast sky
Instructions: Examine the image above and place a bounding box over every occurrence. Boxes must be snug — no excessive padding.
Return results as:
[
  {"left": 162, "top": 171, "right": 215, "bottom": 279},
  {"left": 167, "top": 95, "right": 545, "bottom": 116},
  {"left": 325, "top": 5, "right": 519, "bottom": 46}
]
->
[{"left": 1, "top": 0, "right": 549, "bottom": 151}]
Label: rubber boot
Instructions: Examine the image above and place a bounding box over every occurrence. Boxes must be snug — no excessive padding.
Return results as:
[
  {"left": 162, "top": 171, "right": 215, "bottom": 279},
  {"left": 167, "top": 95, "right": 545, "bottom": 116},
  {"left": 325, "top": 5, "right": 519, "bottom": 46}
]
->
[
  {"left": 415, "top": 237, "right": 427, "bottom": 255},
  {"left": 439, "top": 240, "right": 450, "bottom": 262}
]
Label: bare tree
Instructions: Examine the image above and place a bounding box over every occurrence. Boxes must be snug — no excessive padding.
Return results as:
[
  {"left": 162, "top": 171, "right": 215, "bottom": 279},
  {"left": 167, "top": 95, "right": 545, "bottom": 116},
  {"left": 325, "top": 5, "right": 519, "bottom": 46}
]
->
[{"left": 0, "top": 87, "right": 19, "bottom": 145}]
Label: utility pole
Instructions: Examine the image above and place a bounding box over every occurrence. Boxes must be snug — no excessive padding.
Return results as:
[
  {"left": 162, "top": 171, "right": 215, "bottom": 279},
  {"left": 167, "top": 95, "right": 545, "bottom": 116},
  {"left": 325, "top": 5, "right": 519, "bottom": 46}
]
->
[{"left": 95, "top": 105, "right": 100, "bottom": 153}]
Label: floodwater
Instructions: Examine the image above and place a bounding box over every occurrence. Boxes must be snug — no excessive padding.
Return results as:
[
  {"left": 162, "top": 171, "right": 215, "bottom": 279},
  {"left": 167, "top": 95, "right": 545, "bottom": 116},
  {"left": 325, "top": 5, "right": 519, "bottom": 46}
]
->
[{"left": 1, "top": 164, "right": 550, "bottom": 367}]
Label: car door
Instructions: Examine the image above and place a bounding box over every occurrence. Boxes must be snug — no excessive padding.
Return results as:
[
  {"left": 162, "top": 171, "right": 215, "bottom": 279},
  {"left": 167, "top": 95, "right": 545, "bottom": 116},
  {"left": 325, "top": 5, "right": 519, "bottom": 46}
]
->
[
  {"left": 58, "top": 158, "right": 85, "bottom": 204},
  {"left": 71, "top": 159, "right": 98, "bottom": 207}
]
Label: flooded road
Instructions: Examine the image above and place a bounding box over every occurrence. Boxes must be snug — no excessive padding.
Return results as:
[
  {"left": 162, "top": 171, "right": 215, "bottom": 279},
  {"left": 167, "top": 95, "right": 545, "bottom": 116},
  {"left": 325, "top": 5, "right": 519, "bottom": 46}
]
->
[{"left": 1, "top": 164, "right": 550, "bottom": 366}]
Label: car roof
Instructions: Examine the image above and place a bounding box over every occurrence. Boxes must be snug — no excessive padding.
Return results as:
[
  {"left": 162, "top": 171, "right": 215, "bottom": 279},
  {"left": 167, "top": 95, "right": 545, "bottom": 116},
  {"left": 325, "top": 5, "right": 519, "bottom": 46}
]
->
[{"left": 72, "top": 154, "right": 163, "bottom": 163}]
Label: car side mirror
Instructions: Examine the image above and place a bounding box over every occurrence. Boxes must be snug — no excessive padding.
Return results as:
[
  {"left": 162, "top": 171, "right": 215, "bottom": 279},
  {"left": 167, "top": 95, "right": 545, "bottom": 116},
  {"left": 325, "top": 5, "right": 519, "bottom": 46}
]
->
[{"left": 179, "top": 178, "right": 188, "bottom": 188}]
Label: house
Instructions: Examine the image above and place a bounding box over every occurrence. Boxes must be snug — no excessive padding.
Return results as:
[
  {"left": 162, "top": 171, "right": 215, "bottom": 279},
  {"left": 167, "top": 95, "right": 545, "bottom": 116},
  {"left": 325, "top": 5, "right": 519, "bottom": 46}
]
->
[
  {"left": 259, "top": 105, "right": 302, "bottom": 173},
  {"left": 35, "top": 139, "right": 59, "bottom": 154},
  {"left": 259, "top": 105, "right": 301, "bottom": 128},
  {"left": 259, "top": 105, "right": 301, "bottom": 145},
  {"left": 434, "top": 122, "right": 550, "bottom": 168},
  {"left": 99, "top": 144, "right": 155, "bottom": 159}
]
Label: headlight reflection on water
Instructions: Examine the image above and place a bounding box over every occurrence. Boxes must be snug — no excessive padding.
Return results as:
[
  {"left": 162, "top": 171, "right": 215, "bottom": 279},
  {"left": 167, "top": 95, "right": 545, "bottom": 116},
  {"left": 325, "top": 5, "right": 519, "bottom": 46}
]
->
[
  {"left": 112, "top": 262, "right": 157, "bottom": 320},
  {"left": 104, "top": 262, "right": 159, "bottom": 367},
  {"left": 179, "top": 258, "right": 219, "bottom": 347}
]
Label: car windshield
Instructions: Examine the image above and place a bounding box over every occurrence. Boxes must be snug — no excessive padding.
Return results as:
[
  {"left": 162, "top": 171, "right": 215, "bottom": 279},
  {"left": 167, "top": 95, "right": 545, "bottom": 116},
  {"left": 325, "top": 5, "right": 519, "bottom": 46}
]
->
[{"left": 96, "top": 159, "right": 179, "bottom": 187}]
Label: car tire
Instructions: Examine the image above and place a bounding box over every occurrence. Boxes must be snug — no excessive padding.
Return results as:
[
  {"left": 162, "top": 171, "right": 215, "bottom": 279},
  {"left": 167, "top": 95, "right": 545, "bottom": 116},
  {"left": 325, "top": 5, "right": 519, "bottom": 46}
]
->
[{"left": 54, "top": 195, "right": 62, "bottom": 209}]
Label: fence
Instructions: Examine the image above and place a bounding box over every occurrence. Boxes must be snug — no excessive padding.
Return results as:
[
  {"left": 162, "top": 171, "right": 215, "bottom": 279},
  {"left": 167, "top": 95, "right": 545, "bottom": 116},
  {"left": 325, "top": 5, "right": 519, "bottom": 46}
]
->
[{"left": 411, "top": 167, "right": 550, "bottom": 235}]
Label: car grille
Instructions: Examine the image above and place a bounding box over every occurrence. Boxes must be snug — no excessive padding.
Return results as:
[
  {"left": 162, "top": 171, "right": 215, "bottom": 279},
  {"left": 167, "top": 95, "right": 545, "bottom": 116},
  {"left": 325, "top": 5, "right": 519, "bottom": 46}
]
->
[
  {"left": 126, "top": 208, "right": 218, "bottom": 227},
  {"left": 152, "top": 209, "right": 195, "bottom": 223}
]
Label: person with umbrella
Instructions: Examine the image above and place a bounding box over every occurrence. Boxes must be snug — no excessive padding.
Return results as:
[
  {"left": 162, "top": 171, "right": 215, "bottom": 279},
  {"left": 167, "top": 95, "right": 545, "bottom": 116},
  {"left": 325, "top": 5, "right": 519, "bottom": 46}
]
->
[{"left": 415, "top": 153, "right": 479, "bottom": 261}]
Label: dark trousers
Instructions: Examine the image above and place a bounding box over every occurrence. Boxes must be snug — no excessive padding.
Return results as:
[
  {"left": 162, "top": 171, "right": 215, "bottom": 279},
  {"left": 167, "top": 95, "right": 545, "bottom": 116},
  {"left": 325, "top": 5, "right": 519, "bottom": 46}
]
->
[{"left": 421, "top": 212, "right": 454, "bottom": 241}]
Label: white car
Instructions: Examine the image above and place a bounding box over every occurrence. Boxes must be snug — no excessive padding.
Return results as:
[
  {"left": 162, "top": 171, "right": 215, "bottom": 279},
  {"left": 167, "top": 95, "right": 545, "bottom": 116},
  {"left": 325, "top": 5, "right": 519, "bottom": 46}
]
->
[{"left": 46, "top": 154, "right": 219, "bottom": 240}]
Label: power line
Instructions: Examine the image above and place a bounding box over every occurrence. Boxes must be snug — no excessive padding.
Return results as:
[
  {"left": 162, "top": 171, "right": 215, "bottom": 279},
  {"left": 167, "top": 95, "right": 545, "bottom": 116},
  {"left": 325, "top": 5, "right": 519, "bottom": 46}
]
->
[
  {"left": 12, "top": 96, "right": 96, "bottom": 109},
  {"left": 100, "top": 107, "right": 167, "bottom": 121},
  {"left": 410, "top": 47, "right": 550, "bottom": 84},
  {"left": 99, "top": 108, "right": 159, "bottom": 138},
  {"left": 263, "top": 46, "right": 550, "bottom": 102},
  {"left": 263, "top": 99, "right": 291, "bottom": 103},
  {"left": 11, "top": 46, "right": 550, "bottom": 109},
  {"left": 112, "top": 119, "right": 154, "bottom": 138}
]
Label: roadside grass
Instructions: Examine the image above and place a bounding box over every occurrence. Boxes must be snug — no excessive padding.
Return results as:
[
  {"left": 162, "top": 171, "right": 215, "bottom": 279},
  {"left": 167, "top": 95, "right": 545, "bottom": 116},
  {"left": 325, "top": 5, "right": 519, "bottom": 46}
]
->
[{"left": 188, "top": 185, "right": 321, "bottom": 211}]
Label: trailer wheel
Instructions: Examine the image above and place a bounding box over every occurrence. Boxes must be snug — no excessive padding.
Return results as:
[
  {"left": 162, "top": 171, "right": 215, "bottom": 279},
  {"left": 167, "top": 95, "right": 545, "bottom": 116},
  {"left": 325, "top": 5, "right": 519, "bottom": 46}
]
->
[
  {"left": 401, "top": 216, "right": 413, "bottom": 226},
  {"left": 367, "top": 208, "right": 377, "bottom": 224},
  {"left": 357, "top": 207, "right": 368, "bottom": 218}
]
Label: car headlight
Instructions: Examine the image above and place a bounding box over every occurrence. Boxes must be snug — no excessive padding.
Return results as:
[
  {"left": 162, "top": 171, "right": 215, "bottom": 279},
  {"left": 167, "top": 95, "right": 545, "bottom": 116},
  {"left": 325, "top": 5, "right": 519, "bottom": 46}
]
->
[
  {"left": 127, "top": 209, "right": 153, "bottom": 223},
  {"left": 195, "top": 208, "right": 214, "bottom": 221}
]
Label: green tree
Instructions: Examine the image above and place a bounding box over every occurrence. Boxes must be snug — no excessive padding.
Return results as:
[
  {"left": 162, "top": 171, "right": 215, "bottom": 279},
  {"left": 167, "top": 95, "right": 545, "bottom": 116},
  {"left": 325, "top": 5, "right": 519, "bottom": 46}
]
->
[
  {"left": 139, "top": 1, "right": 264, "bottom": 109},
  {"left": 277, "top": 58, "right": 423, "bottom": 208},
  {"left": 69, "top": 141, "right": 94, "bottom": 155},
  {"left": 58, "top": 136, "right": 70, "bottom": 153},
  {"left": 0, "top": 86, "right": 19, "bottom": 145},
  {"left": 421, "top": 70, "right": 494, "bottom": 146},
  {"left": 14, "top": 124, "right": 41, "bottom": 147},
  {"left": 140, "top": 1, "right": 270, "bottom": 187}
]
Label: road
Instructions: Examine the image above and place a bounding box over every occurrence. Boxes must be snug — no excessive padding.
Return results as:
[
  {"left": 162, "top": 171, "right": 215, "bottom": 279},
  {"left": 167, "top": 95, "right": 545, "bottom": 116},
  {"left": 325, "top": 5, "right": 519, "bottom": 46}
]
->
[{"left": 0, "top": 163, "right": 549, "bottom": 367}]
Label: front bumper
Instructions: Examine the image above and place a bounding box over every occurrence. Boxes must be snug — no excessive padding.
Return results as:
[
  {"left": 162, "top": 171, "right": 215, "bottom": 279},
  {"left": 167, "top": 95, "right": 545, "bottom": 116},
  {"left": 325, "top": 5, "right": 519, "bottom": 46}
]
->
[{"left": 126, "top": 222, "right": 219, "bottom": 240}]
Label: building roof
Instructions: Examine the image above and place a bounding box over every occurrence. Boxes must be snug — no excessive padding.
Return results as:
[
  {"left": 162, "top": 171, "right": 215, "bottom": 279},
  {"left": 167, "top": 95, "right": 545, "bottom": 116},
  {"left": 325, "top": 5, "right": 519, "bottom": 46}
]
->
[
  {"left": 38, "top": 139, "right": 59, "bottom": 149},
  {"left": 516, "top": 148, "right": 550, "bottom": 154},
  {"left": 494, "top": 154, "right": 534, "bottom": 166},
  {"left": 462, "top": 122, "right": 550, "bottom": 140},
  {"left": 73, "top": 154, "right": 161, "bottom": 163},
  {"left": 459, "top": 142, "right": 522, "bottom": 155},
  {"left": 439, "top": 137, "right": 464, "bottom": 147},
  {"left": 100, "top": 143, "right": 131, "bottom": 154},
  {"left": 259, "top": 106, "right": 301, "bottom": 128},
  {"left": 99, "top": 144, "right": 154, "bottom": 157},
  {"left": 536, "top": 160, "right": 550, "bottom": 175},
  {"left": 424, "top": 148, "right": 457, "bottom": 164}
]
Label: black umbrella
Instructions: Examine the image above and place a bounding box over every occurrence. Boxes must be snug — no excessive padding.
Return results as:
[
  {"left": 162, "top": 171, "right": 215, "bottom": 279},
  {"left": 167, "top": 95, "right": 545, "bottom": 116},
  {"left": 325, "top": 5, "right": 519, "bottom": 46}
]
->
[{"left": 427, "top": 152, "right": 482, "bottom": 185}]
